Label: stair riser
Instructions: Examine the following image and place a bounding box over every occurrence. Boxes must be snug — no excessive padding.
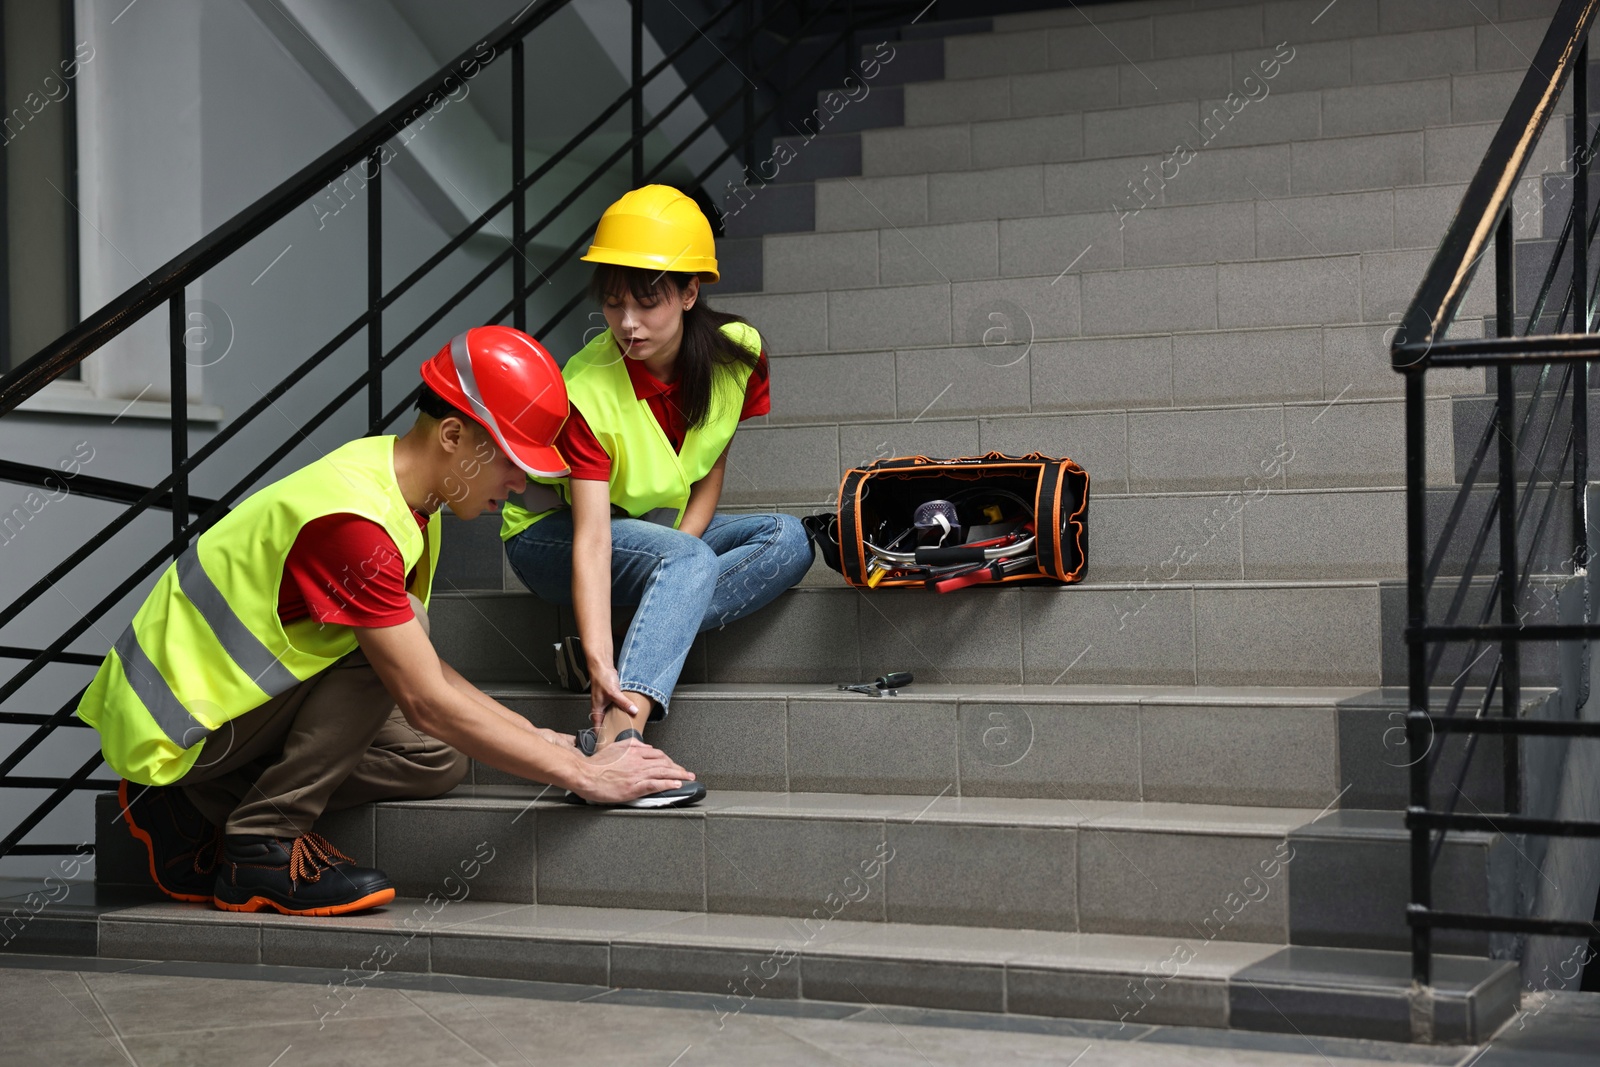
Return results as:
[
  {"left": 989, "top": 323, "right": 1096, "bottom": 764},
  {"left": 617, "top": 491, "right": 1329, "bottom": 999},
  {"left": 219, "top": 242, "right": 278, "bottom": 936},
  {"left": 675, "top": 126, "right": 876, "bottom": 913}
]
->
[
  {"left": 483, "top": 692, "right": 1517, "bottom": 814},
  {"left": 967, "top": 3, "right": 1569, "bottom": 77},
  {"left": 495, "top": 693, "right": 1350, "bottom": 806},
  {"left": 433, "top": 572, "right": 1571, "bottom": 692},
  {"left": 90, "top": 793, "right": 1286, "bottom": 939},
  {"left": 431, "top": 583, "right": 1389, "bottom": 689},
  {"left": 753, "top": 331, "right": 1483, "bottom": 426},
  {"left": 81, "top": 903, "right": 1516, "bottom": 1043},
  {"left": 814, "top": 120, "right": 1568, "bottom": 232},
  {"left": 759, "top": 180, "right": 1543, "bottom": 293},
  {"left": 913, "top": 23, "right": 1572, "bottom": 125},
  {"left": 1287, "top": 829, "right": 1517, "bottom": 956},
  {"left": 713, "top": 251, "right": 1499, "bottom": 355},
  {"left": 91, "top": 793, "right": 1512, "bottom": 966},
  {"left": 718, "top": 178, "right": 814, "bottom": 240},
  {"left": 864, "top": 73, "right": 1548, "bottom": 177},
  {"left": 721, "top": 399, "right": 1456, "bottom": 503},
  {"left": 438, "top": 479, "right": 1572, "bottom": 598}
]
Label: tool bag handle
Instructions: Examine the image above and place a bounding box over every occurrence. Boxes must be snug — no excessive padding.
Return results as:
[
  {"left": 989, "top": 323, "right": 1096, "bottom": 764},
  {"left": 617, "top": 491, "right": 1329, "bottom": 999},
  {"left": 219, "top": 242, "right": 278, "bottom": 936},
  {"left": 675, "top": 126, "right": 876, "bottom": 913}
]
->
[{"left": 860, "top": 451, "right": 1050, "bottom": 471}]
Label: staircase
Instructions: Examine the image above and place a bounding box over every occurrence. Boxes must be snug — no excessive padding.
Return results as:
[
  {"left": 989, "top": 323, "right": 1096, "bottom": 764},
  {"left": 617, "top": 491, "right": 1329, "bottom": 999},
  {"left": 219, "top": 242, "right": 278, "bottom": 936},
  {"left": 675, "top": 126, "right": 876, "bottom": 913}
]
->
[{"left": 84, "top": 0, "right": 1596, "bottom": 1043}]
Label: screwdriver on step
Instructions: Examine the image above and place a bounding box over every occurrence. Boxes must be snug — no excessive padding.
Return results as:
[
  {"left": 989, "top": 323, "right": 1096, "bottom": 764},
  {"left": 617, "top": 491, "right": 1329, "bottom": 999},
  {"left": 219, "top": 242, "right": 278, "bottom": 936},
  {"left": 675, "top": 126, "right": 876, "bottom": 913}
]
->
[{"left": 836, "top": 671, "right": 913, "bottom": 697}]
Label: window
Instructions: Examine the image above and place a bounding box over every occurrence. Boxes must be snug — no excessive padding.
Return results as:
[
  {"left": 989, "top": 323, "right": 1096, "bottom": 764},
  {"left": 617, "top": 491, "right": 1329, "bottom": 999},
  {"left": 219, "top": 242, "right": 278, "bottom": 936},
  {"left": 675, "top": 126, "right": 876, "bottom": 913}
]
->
[{"left": 2, "top": 0, "right": 79, "bottom": 373}]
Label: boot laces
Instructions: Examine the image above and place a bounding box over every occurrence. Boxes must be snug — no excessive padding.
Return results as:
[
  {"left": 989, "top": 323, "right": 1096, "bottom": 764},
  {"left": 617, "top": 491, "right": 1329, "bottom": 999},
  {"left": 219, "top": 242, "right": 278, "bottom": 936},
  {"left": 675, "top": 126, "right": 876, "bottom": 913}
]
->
[
  {"left": 288, "top": 832, "right": 353, "bottom": 884},
  {"left": 180, "top": 827, "right": 224, "bottom": 878}
]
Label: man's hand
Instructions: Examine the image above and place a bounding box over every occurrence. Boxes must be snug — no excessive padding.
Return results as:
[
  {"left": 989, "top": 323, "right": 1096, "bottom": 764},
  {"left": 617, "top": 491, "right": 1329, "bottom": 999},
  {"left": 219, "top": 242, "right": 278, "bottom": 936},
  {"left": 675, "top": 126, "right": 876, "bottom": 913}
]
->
[
  {"left": 577, "top": 734, "right": 696, "bottom": 804},
  {"left": 539, "top": 728, "right": 578, "bottom": 749}
]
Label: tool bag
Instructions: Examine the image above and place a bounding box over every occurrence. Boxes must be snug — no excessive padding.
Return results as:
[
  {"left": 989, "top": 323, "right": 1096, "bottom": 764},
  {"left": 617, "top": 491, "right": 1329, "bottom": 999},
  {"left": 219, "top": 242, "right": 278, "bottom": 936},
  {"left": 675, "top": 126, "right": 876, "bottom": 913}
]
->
[{"left": 803, "top": 452, "right": 1089, "bottom": 592}]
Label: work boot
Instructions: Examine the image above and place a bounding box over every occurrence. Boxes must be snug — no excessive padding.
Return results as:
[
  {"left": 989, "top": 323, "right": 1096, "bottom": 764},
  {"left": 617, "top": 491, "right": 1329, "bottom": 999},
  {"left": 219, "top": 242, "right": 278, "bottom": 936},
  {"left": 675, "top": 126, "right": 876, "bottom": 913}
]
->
[
  {"left": 212, "top": 832, "right": 394, "bottom": 916},
  {"left": 569, "top": 728, "right": 706, "bottom": 809},
  {"left": 118, "top": 779, "right": 223, "bottom": 902}
]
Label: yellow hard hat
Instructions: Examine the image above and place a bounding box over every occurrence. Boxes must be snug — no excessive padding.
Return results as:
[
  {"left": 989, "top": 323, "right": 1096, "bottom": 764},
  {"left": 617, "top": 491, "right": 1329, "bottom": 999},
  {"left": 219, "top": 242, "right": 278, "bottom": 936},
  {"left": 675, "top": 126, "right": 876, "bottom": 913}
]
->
[{"left": 580, "top": 185, "right": 719, "bottom": 282}]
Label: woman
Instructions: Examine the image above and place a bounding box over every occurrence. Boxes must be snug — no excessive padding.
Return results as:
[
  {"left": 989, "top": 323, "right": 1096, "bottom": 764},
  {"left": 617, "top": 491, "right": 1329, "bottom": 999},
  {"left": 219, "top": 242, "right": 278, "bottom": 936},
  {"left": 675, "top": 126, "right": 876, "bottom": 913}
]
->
[{"left": 502, "top": 185, "right": 813, "bottom": 807}]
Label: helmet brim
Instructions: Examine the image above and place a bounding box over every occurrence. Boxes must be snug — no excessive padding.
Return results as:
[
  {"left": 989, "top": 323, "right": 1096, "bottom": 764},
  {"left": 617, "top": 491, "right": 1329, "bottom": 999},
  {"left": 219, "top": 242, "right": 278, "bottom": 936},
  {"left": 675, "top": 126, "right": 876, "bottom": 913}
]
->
[
  {"left": 500, "top": 438, "right": 570, "bottom": 479},
  {"left": 581, "top": 246, "right": 719, "bottom": 283}
]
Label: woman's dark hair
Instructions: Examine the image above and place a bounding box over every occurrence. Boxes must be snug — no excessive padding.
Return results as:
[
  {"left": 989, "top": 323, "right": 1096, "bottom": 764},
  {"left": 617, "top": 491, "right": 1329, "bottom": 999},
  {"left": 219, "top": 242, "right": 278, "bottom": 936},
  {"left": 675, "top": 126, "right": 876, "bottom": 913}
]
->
[{"left": 589, "top": 264, "right": 766, "bottom": 431}]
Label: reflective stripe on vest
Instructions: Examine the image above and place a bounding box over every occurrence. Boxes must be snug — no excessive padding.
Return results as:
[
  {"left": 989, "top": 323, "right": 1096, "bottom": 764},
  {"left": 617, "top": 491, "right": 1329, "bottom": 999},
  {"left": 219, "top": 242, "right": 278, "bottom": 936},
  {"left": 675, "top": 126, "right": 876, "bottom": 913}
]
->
[
  {"left": 112, "top": 625, "right": 210, "bottom": 750},
  {"left": 176, "top": 548, "right": 301, "bottom": 695}
]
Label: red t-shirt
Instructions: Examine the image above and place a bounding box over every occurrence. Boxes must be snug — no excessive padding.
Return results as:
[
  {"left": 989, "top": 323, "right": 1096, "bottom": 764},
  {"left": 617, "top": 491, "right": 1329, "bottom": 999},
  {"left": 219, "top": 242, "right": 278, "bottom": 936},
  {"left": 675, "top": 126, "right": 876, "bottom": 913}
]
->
[
  {"left": 559, "top": 352, "right": 771, "bottom": 480},
  {"left": 276, "top": 509, "right": 431, "bottom": 628}
]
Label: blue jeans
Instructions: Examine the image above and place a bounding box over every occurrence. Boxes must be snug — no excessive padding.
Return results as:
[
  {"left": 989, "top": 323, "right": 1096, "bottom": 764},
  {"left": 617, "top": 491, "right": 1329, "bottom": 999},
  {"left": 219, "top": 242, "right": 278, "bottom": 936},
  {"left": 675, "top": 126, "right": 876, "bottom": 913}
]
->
[{"left": 504, "top": 511, "right": 813, "bottom": 715}]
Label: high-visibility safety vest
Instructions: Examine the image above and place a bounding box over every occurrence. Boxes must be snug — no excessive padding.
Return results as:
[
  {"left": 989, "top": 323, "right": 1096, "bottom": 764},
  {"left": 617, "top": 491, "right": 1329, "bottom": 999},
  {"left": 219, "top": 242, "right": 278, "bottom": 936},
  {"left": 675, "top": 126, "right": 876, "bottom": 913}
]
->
[
  {"left": 76, "top": 436, "right": 440, "bottom": 786},
  {"left": 500, "top": 322, "right": 760, "bottom": 539}
]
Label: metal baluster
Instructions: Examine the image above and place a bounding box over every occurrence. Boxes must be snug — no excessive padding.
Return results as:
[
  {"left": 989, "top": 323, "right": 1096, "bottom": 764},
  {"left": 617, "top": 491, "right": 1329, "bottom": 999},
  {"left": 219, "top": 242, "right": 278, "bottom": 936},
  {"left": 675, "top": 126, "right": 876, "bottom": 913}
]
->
[
  {"left": 169, "top": 291, "right": 187, "bottom": 554},
  {"left": 1405, "top": 364, "right": 1432, "bottom": 989},
  {"left": 631, "top": 0, "right": 644, "bottom": 187},
  {"left": 743, "top": 1, "right": 756, "bottom": 173},
  {"left": 513, "top": 40, "right": 527, "bottom": 331},
  {"left": 368, "top": 148, "right": 383, "bottom": 431},
  {"left": 1495, "top": 212, "right": 1522, "bottom": 815},
  {"left": 1574, "top": 46, "right": 1591, "bottom": 580}
]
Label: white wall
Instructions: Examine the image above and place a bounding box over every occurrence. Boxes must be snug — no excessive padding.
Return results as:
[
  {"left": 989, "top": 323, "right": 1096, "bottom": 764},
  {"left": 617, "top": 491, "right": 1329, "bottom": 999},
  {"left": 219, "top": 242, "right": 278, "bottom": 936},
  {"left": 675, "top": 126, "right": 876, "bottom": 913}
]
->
[{"left": 0, "top": 0, "right": 676, "bottom": 875}]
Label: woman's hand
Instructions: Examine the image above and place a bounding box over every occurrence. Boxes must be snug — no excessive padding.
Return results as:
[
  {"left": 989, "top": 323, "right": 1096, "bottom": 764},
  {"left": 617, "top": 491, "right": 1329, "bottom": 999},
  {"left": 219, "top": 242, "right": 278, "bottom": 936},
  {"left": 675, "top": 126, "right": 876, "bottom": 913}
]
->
[{"left": 588, "top": 663, "right": 642, "bottom": 727}]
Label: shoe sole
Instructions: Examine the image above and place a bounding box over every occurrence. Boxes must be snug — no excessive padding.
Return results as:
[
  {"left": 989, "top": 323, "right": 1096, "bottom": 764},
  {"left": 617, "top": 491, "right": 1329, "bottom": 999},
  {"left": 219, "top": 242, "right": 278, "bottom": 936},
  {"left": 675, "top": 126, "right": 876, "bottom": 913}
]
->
[
  {"left": 622, "top": 795, "right": 704, "bottom": 808},
  {"left": 118, "top": 779, "right": 212, "bottom": 904},
  {"left": 211, "top": 887, "right": 396, "bottom": 917},
  {"left": 620, "top": 787, "right": 706, "bottom": 809}
]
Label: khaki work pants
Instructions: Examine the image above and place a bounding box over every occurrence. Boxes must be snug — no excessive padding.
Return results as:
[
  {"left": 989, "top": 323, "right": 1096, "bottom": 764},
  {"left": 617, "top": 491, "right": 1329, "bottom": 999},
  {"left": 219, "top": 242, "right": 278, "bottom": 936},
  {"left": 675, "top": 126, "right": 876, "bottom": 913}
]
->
[{"left": 176, "top": 596, "right": 467, "bottom": 837}]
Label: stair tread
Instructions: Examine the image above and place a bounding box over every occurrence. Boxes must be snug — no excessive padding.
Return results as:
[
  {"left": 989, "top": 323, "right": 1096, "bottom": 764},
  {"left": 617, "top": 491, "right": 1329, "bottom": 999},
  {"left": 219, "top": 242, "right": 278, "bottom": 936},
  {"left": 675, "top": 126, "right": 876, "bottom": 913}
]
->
[
  {"left": 478, "top": 680, "right": 1518, "bottom": 707},
  {"left": 389, "top": 784, "right": 1331, "bottom": 835},
  {"left": 97, "top": 896, "right": 1276, "bottom": 972},
  {"left": 99, "top": 896, "right": 1511, "bottom": 989}
]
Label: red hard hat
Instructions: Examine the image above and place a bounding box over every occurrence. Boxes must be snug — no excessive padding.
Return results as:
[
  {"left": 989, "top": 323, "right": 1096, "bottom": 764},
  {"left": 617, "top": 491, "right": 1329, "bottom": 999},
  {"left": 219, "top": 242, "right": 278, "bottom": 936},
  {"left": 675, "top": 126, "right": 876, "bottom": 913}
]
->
[{"left": 420, "top": 326, "right": 570, "bottom": 477}]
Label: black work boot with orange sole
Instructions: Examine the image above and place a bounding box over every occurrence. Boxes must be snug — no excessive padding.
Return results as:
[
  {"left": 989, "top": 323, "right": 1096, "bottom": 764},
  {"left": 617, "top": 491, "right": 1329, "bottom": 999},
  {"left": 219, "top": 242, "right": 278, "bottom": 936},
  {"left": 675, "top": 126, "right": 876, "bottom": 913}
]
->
[
  {"left": 212, "top": 831, "right": 394, "bottom": 916},
  {"left": 118, "top": 779, "right": 224, "bottom": 902}
]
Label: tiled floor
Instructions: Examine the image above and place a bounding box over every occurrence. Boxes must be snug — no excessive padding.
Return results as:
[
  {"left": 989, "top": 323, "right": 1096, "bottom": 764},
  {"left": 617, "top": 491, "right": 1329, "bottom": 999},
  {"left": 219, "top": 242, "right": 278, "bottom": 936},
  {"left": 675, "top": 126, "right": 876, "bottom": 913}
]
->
[{"left": 4, "top": 953, "right": 1593, "bottom": 1067}]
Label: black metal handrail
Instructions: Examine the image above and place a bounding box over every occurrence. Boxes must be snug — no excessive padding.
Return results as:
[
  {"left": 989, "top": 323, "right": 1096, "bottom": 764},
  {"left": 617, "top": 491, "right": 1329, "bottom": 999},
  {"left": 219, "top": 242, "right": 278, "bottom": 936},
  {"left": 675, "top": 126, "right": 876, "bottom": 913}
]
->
[
  {"left": 1394, "top": 0, "right": 1600, "bottom": 994},
  {"left": 0, "top": 0, "right": 930, "bottom": 862}
]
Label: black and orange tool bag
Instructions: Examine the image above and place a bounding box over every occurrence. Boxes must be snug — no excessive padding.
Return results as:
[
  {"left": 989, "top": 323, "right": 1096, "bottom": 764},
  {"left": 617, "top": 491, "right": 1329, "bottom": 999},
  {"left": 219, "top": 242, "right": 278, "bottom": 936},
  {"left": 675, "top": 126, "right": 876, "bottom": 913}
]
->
[{"left": 804, "top": 453, "right": 1089, "bottom": 592}]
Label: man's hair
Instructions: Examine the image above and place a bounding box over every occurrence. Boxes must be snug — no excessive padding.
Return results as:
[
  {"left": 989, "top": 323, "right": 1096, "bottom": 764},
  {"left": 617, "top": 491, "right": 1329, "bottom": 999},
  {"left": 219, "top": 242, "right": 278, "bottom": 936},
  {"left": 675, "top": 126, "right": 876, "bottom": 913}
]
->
[{"left": 415, "top": 384, "right": 477, "bottom": 429}]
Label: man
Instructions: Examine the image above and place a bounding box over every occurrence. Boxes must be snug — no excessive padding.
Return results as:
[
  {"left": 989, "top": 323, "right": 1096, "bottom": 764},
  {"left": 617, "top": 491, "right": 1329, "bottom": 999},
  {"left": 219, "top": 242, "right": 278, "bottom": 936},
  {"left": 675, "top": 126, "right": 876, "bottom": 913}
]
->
[{"left": 79, "top": 326, "right": 696, "bottom": 916}]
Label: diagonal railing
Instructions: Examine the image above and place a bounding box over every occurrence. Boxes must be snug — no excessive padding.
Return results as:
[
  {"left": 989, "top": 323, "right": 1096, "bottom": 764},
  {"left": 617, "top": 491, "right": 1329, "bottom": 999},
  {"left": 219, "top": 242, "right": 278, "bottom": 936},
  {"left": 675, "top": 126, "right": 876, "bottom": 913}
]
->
[
  {"left": 0, "top": 0, "right": 931, "bottom": 862},
  {"left": 1394, "top": 0, "right": 1600, "bottom": 994}
]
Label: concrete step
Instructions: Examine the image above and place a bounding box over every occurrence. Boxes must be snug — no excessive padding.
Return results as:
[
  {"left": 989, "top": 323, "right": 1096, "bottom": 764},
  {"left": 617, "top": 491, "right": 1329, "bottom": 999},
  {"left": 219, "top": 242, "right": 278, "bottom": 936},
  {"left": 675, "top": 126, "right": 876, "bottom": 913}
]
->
[
  {"left": 807, "top": 82, "right": 904, "bottom": 135},
  {"left": 441, "top": 473, "right": 1571, "bottom": 605},
  {"left": 75, "top": 889, "right": 1518, "bottom": 1040},
  {"left": 721, "top": 395, "right": 1456, "bottom": 503},
  {"left": 426, "top": 582, "right": 1386, "bottom": 689},
  {"left": 747, "top": 324, "right": 1487, "bottom": 428},
  {"left": 715, "top": 250, "right": 1498, "bottom": 355},
  {"left": 764, "top": 79, "right": 1561, "bottom": 187},
  {"left": 810, "top": 118, "right": 1569, "bottom": 232},
  {"left": 856, "top": 93, "right": 1571, "bottom": 177},
  {"left": 908, "top": 17, "right": 1563, "bottom": 126},
  {"left": 468, "top": 682, "right": 1542, "bottom": 818},
  {"left": 426, "top": 570, "right": 1567, "bottom": 691},
  {"left": 757, "top": 180, "right": 1544, "bottom": 293},
  {"left": 991, "top": 0, "right": 1559, "bottom": 34},
  {"left": 966, "top": 1, "right": 1565, "bottom": 78},
  {"left": 90, "top": 786, "right": 1311, "bottom": 935},
  {"left": 92, "top": 785, "right": 1522, "bottom": 987}
]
